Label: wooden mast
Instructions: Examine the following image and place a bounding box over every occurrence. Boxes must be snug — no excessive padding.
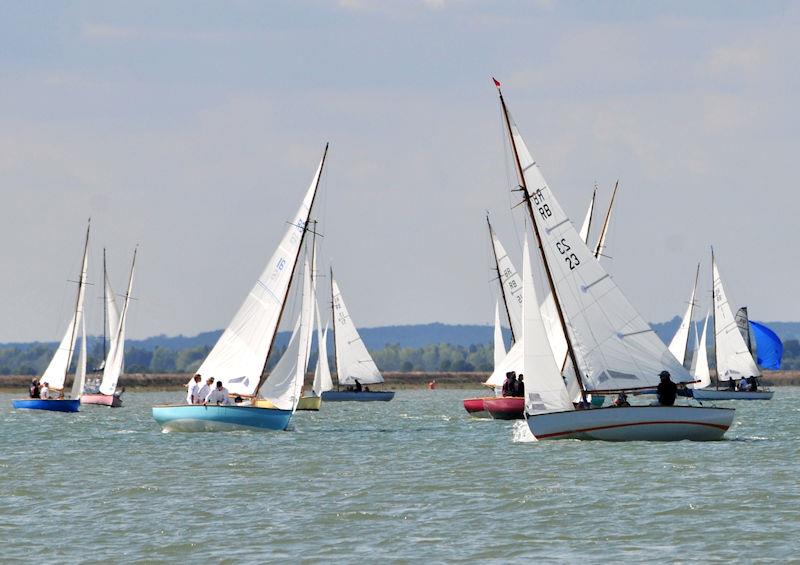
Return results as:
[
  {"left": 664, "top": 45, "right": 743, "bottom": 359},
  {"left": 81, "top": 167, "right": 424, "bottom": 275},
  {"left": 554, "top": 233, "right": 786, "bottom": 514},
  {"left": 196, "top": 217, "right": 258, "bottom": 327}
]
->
[
  {"left": 486, "top": 214, "right": 516, "bottom": 344},
  {"left": 494, "top": 80, "right": 588, "bottom": 403},
  {"left": 61, "top": 219, "right": 90, "bottom": 396},
  {"left": 253, "top": 143, "right": 329, "bottom": 397},
  {"left": 593, "top": 180, "right": 618, "bottom": 258}
]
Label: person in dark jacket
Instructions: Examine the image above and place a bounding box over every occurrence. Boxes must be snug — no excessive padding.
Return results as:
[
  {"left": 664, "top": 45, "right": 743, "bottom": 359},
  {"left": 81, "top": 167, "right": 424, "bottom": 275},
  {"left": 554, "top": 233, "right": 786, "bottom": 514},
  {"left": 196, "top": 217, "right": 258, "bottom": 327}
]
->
[
  {"left": 502, "top": 371, "right": 516, "bottom": 397},
  {"left": 29, "top": 378, "right": 40, "bottom": 399},
  {"left": 515, "top": 374, "right": 525, "bottom": 397},
  {"left": 657, "top": 370, "right": 677, "bottom": 406}
]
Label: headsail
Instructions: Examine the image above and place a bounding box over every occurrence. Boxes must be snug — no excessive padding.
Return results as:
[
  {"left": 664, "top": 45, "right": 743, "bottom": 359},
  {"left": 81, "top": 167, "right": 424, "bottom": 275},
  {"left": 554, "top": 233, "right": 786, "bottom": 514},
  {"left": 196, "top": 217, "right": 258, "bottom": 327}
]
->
[
  {"left": 712, "top": 252, "right": 759, "bottom": 381},
  {"left": 493, "top": 301, "right": 506, "bottom": 368},
  {"left": 500, "top": 90, "right": 690, "bottom": 392},
  {"left": 521, "top": 238, "right": 573, "bottom": 415},
  {"left": 331, "top": 276, "right": 383, "bottom": 385},
  {"left": 42, "top": 222, "right": 90, "bottom": 391},
  {"left": 70, "top": 316, "right": 88, "bottom": 398},
  {"left": 749, "top": 321, "right": 783, "bottom": 370},
  {"left": 197, "top": 149, "right": 326, "bottom": 396},
  {"left": 691, "top": 311, "right": 711, "bottom": 389},
  {"left": 99, "top": 247, "right": 137, "bottom": 396},
  {"left": 488, "top": 227, "right": 523, "bottom": 340},
  {"left": 668, "top": 263, "right": 699, "bottom": 367},
  {"left": 103, "top": 249, "right": 120, "bottom": 369},
  {"left": 578, "top": 188, "right": 596, "bottom": 245},
  {"left": 313, "top": 324, "right": 333, "bottom": 396}
]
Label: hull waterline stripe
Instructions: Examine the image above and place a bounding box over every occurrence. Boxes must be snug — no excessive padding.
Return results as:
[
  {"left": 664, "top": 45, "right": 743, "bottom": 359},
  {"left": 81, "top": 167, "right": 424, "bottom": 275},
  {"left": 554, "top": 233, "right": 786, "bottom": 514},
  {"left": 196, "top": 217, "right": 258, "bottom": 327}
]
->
[{"left": 532, "top": 419, "right": 731, "bottom": 439}]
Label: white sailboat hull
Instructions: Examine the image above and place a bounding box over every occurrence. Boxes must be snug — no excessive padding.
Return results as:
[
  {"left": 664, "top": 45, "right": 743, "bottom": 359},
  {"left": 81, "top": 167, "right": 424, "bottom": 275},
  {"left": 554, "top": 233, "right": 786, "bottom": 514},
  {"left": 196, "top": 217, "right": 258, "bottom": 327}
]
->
[
  {"left": 692, "top": 389, "right": 774, "bottom": 401},
  {"left": 526, "top": 405, "right": 734, "bottom": 441}
]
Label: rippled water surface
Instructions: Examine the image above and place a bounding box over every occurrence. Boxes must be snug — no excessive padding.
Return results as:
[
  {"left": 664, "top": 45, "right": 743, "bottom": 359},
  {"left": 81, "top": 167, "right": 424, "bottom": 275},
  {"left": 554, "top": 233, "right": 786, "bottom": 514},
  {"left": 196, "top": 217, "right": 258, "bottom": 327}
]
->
[{"left": 2, "top": 388, "right": 799, "bottom": 563}]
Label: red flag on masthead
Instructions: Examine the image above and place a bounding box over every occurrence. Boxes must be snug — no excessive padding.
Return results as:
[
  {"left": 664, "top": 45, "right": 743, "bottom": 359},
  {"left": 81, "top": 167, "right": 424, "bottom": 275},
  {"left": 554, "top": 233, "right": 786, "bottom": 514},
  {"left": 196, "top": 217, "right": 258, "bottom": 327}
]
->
[{"left": 492, "top": 77, "right": 501, "bottom": 88}]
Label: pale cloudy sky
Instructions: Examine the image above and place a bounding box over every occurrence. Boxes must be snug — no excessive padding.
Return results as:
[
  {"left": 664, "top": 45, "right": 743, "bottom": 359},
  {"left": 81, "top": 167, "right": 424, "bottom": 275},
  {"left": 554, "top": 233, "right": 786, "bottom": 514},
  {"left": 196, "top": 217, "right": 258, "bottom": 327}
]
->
[{"left": 1, "top": 1, "right": 798, "bottom": 342}]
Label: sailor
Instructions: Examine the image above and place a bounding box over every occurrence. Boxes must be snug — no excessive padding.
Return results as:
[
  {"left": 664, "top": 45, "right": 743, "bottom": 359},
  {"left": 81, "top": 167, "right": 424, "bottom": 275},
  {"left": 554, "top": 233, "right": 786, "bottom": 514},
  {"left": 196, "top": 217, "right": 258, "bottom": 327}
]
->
[
  {"left": 39, "top": 381, "right": 50, "bottom": 400},
  {"left": 515, "top": 374, "right": 525, "bottom": 397},
  {"left": 612, "top": 392, "right": 630, "bottom": 407},
  {"left": 738, "top": 377, "right": 749, "bottom": 391},
  {"left": 354, "top": 379, "right": 363, "bottom": 393},
  {"left": 727, "top": 378, "right": 736, "bottom": 391},
  {"left": 186, "top": 374, "right": 201, "bottom": 404},
  {"left": 205, "top": 381, "right": 231, "bottom": 405},
  {"left": 29, "top": 378, "right": 40, "bottom": 399},
  {"left": 196, "top": 377, "right": 214, "bottom": 404},
  {"left": 502, "top": 371, "right": 516, "bottom": 397},
  {"left": 748, "top": 376, "right": 758, "bottom": 391},
  {"left": 656, "top": 371, "right": 677, "bottom": 406}
]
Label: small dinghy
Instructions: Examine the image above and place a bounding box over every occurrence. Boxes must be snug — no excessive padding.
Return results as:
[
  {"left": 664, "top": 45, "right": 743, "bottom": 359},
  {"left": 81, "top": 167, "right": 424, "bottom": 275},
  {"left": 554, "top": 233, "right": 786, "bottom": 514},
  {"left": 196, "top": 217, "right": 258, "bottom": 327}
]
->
[
  {"left": 491, "top": 81, "right": 734, "bottom": 441},
  {"left": 153, "top": 146, "right": 328, "bottom": 432},
  {"left": 13, "top": 221, "right": 90, "bottom": 414}
]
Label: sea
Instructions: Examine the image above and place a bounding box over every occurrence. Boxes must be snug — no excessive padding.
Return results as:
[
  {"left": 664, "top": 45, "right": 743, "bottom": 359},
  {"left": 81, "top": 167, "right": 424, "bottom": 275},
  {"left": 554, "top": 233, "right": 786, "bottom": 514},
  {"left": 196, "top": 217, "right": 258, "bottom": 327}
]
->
[{"left": 2, "top": 389, "right": 798, "bottom": 564}]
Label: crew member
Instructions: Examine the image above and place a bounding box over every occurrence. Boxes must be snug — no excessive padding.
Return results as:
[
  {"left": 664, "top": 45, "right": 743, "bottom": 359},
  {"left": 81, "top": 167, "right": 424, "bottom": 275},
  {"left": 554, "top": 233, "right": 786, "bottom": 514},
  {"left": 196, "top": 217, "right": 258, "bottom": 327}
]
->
[
  {"left": 515, "top": 374, "right": 525, "bottom": 397},
  {"left": 39, "top": 381, "right": 50, "bottom": 400},
  {"left": 187, "top": 374, "right": 201, "bottom": 404},
  {"left": 29, "top": 378, "right": 40, "bottom": 399},
  {"left": 196, "top": 377, "right": 214, "bottom": 404},
  {"left": 657, "top": 371, "right": 677, "bottom": 406},
  {"left": 502, "top": 372, "right": 516, "bottom": 397},
  {"left": 205, "top": 381, "right": 231, "bottom": 405}
]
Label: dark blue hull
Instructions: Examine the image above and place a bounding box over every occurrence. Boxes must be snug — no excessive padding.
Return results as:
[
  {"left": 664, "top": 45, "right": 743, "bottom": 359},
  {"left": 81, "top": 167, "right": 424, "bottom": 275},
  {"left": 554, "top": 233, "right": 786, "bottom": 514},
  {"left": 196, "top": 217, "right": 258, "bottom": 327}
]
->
[
  {"left": 12, "top": 399, "right": 80, "bottom": 412},
  {"left": 321, "top": 390, "right": 395, "bottom": 402}
]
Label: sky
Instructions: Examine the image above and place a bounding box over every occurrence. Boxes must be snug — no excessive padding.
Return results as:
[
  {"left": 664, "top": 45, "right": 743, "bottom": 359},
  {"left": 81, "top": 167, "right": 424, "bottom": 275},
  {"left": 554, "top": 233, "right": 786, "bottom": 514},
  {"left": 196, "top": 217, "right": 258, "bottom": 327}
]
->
[{"left": 1, "top": 0, "right": 798, "bottom": 342}]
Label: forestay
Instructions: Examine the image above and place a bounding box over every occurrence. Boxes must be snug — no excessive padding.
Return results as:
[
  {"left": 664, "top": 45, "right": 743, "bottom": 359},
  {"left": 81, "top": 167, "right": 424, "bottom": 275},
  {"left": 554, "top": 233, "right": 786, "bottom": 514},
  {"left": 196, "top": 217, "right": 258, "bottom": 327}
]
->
[
  {"left": 508, "top": 112, "right": 691, "bottom": 391},
  {"left": 332, "top": 278, "right": 383, "bottom": 385},
  {"left": 712, "top": 256, "right": 760, "bottom": 380},
  {"left": 100, "top": 249, "right": 136, "bottom": 396},
  {"left": 197, "top": 155, "right": 324, "bottom": 396},
  {"left": 261, "top": 258, "right": 315, "bottom": 410},
  {"left": 520, "top": 238, "right": 573, "bottom": 414}
]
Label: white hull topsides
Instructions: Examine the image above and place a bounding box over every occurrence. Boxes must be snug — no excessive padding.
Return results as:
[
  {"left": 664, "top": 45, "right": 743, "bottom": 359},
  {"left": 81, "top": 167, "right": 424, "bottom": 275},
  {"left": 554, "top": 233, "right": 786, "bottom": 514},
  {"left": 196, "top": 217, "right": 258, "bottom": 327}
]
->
[
  {"left": 526, "top": 405, "right": 734, "bottom": 441},
  {"left": 692, "top": 389, "right": 774, "bottom": 401}
]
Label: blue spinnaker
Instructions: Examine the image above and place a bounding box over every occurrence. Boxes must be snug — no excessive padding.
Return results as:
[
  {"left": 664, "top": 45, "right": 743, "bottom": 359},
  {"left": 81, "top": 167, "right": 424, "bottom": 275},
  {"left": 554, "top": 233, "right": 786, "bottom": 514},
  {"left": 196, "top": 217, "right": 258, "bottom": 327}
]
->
[{"left": 750, "top": 321, "right": 783, "bottom": 370}]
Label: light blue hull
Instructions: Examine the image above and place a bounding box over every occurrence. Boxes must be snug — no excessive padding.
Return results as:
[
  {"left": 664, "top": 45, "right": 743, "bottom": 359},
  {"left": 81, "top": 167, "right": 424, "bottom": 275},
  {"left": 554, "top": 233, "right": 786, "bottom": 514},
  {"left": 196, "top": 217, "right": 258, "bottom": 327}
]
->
[
  {"left": 151, "top": 404, "right": 292, "bottom": 432},
  {"left": 12, "top": 399, "right": 80, "bottom": 412},
  {"left": 321, "top": 391, "right": 395, "bottom": 402}
]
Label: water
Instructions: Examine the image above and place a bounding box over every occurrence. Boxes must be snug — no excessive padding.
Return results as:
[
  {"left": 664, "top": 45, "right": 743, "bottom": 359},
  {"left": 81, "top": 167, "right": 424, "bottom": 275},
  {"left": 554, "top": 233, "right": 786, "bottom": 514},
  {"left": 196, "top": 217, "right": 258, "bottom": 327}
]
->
[{"left": 2, "top": 389, "right": 799, "bottom": 563}]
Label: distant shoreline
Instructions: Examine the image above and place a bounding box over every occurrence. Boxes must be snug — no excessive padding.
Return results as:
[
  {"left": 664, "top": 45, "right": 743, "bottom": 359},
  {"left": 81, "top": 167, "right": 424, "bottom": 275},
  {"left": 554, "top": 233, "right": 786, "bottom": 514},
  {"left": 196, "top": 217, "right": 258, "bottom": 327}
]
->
[{"left": 1, "top": 370, "right": 799, "bottom": 391}]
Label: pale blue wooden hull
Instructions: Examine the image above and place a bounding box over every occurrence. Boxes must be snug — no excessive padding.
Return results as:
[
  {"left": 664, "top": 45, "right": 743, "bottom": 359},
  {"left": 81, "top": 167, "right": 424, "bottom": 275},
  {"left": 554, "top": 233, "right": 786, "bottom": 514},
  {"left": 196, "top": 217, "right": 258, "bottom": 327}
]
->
[
  {"left": 321, "top": 390, "right": 395, "bottom": 402},
  {"left": 12, "top": 399, "right": 80, "bottom": 412},
  {"left": 151, "top": 404, "right": 292, "bottom": 432}
]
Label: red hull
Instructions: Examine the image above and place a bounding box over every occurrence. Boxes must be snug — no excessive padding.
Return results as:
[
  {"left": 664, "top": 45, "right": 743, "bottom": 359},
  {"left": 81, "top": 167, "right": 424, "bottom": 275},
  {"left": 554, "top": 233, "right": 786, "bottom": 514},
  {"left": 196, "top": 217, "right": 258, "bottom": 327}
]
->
[
  {"left": 463, "top": 397, "right": 494, "bottom": 418},
  {"left": 484, "top": 397, "right": 524, "bottom": 420},
  {"left": 80, "top": 394, "right": 122, "bottom": 407}
]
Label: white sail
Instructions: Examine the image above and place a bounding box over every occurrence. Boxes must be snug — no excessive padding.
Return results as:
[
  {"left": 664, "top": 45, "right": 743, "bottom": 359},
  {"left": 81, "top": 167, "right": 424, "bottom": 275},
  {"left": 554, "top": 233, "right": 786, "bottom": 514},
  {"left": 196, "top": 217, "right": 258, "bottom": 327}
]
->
[
  {"left": 689, "top": 322, "right": 700, "bottom": 375},
  {"left": 712, "top": 255, "right": 760, "bottom": 380},
  {"left": 313, "top": 324, "right": 333, "bottom": 396},
  {"left": 691, "top": 312, "right": 711, "bottom": 389},
  {"left": 493, "top": 301, "right": 506, "bottom": 368},
  {"left": 42, "top": 230, "right": 89, "bottom": 391},
  {"left": 521, "top": 238, "right": 573, "bottom": 414},
  {"left": 104, "top": 258, "right": 120, "bottom": 367},
  {"left": 70, "top": 316, "right": 87, "bottom": 398},
  {"left": 668, "top": 267, "right": 698, "bottom": 367},
  {"left": 490, "top": 232, "right": 523, "bottom": 340},
  {"left": 197, "top": 154, "right": 324, "bottom": 396},
  {"left": 578, "top": 190, "right": 596, "bottom": 245},
  {"left": 99, "top": 248, "right": 136, "bottom": 395},
  {"left": 261, "top": 258, "right": 315, "bottom": 410},
  {"left": 332, "top": 277, "right": 383, "bottom": 385},
  {"left": 507, "top": 110, "right": 690, "bottom": 392}
]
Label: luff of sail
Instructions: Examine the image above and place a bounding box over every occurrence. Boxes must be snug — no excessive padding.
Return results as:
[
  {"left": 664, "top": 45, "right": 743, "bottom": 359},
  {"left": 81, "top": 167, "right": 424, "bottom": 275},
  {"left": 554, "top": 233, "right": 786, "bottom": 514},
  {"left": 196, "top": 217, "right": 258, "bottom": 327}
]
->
[
  {"left": 503, "top": 102, "right": 691, "bottom": 392},
  {"left": 331, "top": 277, "right": 383, "bottom": 385},
  {"left": 668, "top": 263, "right": 699, "bottom": 367},
  {"left": 99, "top": 247, "right": 137, "bottom": 396},
  {"left": 42, "top": 223, "right": 90, "bottom": 392},
  {"left": 197, "top": 151, "right": 326, "bottom": 397},
  {"left": 103, "top": 251, "right": 121, "bottom": 369},
  {"left": 712, "top": 253, "right": 760, "bottom": 381},
  {"left": 691, "top": 311, "right": 711, "bottom": 389}
]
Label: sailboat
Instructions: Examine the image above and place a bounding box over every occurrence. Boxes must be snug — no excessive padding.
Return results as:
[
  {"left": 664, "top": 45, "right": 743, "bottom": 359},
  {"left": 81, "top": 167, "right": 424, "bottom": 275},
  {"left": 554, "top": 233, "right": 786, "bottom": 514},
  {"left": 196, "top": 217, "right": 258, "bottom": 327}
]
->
[
  {"left": 692, "top": 250, "right": 773, "bottom": 401},
  {"left": 13, "top": 221, "right": 90, "bottom": 412},
  {"left": 152, "top": 145, "right": 328, "bottom": 431},
  {"left": 82, "top": 248, "right": 137, "bottom": 407},
  {"left": 668, "top": 263, "right": 700, "bottom": 369},
  {"left": 492, "top": 80, "right": 733, "bottom": 440},
  {"left": 320, "top": 270, "right": 395, "bottom": 401}
]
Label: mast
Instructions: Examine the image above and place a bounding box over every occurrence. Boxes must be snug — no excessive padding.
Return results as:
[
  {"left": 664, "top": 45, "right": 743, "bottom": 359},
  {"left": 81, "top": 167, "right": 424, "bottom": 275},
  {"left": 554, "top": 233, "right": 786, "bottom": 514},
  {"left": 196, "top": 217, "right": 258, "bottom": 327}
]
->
[
  {"left": 711, "top": 247, "right": 719, "bottom": 389},
  {"left": 102, "top": 247, "right": 108, "bottom": 361},
  {"left": 593, "top": 180, "right": 619, "bottom": 258},
  {"left": 62, "top": 219, "right": 90, "bottom": 394},
  {"left": 486, "top": 214, "right": 516, "bottom": 343},
  {"left": 683, "top": 262, "right": 700, "bottom": 368},
  {"left": 494, "top": 80, "right": 588, "bottom": 403},
  {"left": 253, "top": 143, "right": 329, "bottom": 397},
  {"left": 330, "top": 265, "right": 340, "bottom": 389}
]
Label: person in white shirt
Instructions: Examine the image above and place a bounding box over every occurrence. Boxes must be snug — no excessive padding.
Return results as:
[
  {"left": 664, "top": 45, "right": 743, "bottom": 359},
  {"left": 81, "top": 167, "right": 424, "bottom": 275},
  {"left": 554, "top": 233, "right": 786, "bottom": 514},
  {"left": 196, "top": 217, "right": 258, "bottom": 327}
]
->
[
  {"left": 186, "top": 374, "right": 201, "bottom": 404},
  {"left": 40, "top": 382, "right": 50, "bottom": 400},
  {"left": 738, "top": 377, "right": 749, "bottom": 391},
  {"left": 196, "top": 377, "right": 214, "bottom": 405},
  {"left": 205, "top": 381, "right": 231, "bottom": 405}
]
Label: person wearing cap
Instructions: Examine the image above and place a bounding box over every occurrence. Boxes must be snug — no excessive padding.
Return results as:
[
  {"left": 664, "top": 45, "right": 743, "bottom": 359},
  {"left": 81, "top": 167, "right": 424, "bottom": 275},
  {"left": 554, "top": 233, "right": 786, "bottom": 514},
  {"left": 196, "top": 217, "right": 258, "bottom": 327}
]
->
[
  {"left": 205, "top": 380, "right": 231, "bottom": 405},
  {"left": 657, "top": 371, "right": 677, "bottom": 406},
  {"left": 39, "top": 381, "right": 50, "bottom": 400},
  {"left": 502, "top": 371, "right": 516, "bottom": 397},
  {"left": 186, "top": 374, "right": 202, "bottom": 404},
  {"left": 196, "top": 377, "right": 214, "bottom": 404},
  {"left": 29, "top": 378, "right": 40, "bottom": 399}
]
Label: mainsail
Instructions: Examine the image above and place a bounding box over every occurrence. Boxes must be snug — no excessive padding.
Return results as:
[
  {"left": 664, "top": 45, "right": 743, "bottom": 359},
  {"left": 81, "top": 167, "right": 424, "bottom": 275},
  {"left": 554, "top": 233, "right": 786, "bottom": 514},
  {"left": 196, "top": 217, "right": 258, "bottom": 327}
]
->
[
  {"left": 197, "top": 150, "right": 326, "bottom": 396},
  {"left": 98, "top": 249, "right": 121, "bottom": 371},
  {"left": 42, "top": 222, "right": 90, "bottom": 392},
  {"left": 70, "top": 317, "right": 88, "bottom": 398},
  {"left": 99, "top": 248, "right": 137, "bottom": 395},
  {"left": 488, "top": 226, "right": 523, "bottom": 340},
  {"left": 712, "top": 252, "right": 760, "bottom": 381},
  {"left": 331, "top": 276, "right": 383, "bottom": 385},
  {"left": 668, "top": 264, "right": 699, "bottom": 367},
  {"left": 500, "top": 90, "right": 690, "bottom": 393}
]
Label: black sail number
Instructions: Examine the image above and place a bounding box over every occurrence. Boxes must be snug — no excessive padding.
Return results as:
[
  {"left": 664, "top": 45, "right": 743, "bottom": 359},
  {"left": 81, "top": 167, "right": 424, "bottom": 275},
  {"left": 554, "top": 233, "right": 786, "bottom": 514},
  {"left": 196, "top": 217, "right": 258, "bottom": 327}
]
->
[{"left": 555, "top": 238, "right": 580, "bottom": 270}]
